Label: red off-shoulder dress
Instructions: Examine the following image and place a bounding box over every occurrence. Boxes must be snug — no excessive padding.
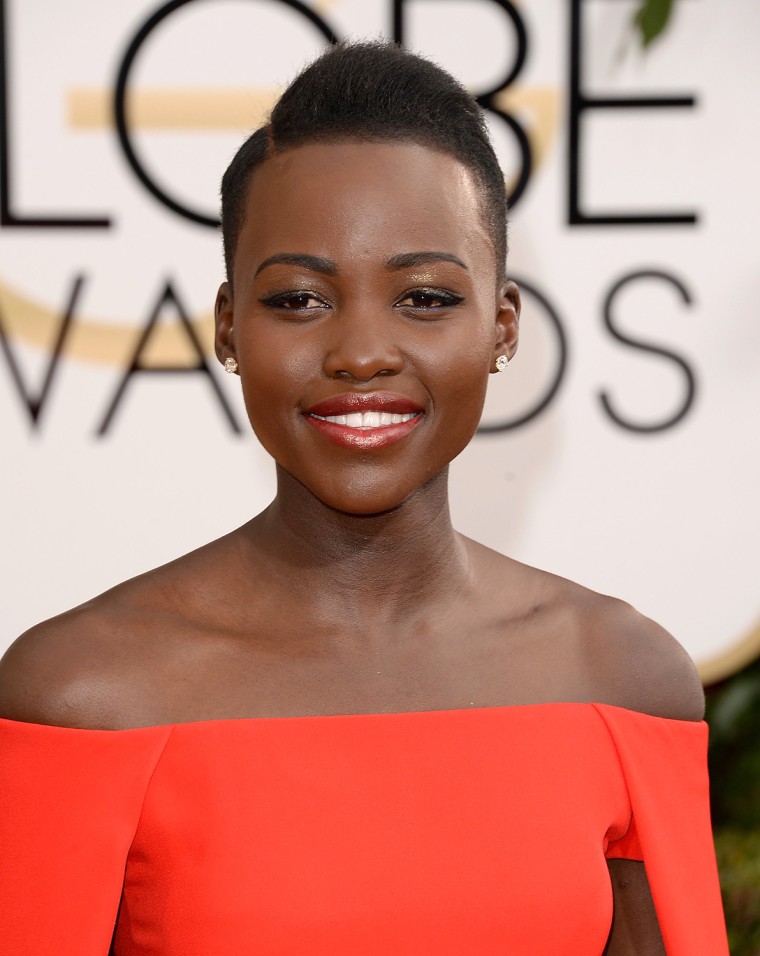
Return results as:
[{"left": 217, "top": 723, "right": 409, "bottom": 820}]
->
[{"left": 0, "top": 703, "right": 727, "bottom": 954}]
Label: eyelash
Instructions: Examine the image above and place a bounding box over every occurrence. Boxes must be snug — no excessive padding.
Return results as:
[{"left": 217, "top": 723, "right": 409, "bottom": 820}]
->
[
  {"left": 259, "top": 288, "right": 464, "bottom": 315},
  {"left": 396, "top": 288, "right": 464, "bottom": 311},
  {"left": 259, "top": 291, "right": 328, "bottom": 311}
]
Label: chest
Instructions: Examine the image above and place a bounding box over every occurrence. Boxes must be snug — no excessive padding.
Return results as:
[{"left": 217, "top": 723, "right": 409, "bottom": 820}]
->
[
  {"left": 141, "top": 610, "right": 581, "bottom": 723},
  {"left": 114, "top": 708, "right": 629, "bottom": 955}
]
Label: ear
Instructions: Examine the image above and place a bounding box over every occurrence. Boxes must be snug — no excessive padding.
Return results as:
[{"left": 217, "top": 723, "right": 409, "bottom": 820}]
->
[
  {"left": 492, "top": 279, "right": 520, "bottom": 372},
  {"left": 214, "top": 282, "right": 237, "bottom": 369}
]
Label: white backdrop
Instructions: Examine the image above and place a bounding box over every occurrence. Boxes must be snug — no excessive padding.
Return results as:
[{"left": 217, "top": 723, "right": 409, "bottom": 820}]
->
[{"left": 1, "top": 0, "right": 758, "bottom": 681}]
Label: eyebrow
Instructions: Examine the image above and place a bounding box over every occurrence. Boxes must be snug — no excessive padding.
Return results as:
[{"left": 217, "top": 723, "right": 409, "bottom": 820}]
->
[
  {"left": 385, "top": 252, "right": 469, "bottom": 272},
  {"left": 254, "top": 250, "right": 469, "bottom": 278},
  {"left": 255, "top": 253, "right": 338, "bottom": 277}
]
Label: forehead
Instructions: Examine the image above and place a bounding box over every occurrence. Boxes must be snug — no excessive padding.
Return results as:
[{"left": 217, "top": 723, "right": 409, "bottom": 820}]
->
[{"left": 235, "top": 141, "right": 494, "bottom": 277}]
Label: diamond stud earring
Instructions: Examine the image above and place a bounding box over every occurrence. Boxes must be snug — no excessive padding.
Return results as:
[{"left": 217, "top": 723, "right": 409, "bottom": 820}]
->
[
  {"left": 495, "top": 354, "right": 510, "bottom": 372},
  {"left": 224, "top": 357, "right": 239, "bottom": 374}
]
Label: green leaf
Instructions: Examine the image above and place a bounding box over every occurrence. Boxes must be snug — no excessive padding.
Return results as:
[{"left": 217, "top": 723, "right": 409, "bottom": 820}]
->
[{"left": 633, "top": 0, "right": 676, "bottom": 48}]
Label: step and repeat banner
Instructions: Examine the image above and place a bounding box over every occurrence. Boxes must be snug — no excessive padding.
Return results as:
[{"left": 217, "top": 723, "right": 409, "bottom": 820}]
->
[{"left": 1, "top": 0, "right": 758, "bottom": 681}]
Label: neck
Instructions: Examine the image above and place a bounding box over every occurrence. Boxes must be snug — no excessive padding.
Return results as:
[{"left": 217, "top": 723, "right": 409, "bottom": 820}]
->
[{"left": 241, "top": 466, "right": 471, "bottom": 630}]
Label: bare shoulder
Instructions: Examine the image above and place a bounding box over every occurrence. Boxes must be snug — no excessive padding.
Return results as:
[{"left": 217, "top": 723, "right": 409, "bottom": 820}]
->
[
  {"left": 0, "top": 597, "right": 137, "bottom": 729},
  {"left": 568, "top": 583, "right": 705, "bottom": 721},
  {"left": 0, "top": 533, "right": 241, "bottom": 729},
  {"left": 464, "top": 540, "right": 704, "bottom": 720}
]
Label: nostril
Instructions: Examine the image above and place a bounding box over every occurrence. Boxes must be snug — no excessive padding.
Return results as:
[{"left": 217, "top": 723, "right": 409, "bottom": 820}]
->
[
  {"left": 323, "top": 337, "right": 405, "bottom": 381},
  {"left": 331, "top": 366, "right": 399, "bottom": 382}
]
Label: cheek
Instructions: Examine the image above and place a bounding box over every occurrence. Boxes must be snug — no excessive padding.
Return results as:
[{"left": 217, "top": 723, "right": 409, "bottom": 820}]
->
[
  {"left": 426, "top": 320, "right": 494, "bottom": 417},
  {"left": 235, "top": 330, "right": 311, "bottom": 445}
]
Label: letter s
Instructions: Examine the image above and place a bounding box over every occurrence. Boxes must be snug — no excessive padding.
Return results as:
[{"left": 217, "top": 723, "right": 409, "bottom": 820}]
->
[{"left": 599, "top": 269, "right": 697, "bottom": 434}]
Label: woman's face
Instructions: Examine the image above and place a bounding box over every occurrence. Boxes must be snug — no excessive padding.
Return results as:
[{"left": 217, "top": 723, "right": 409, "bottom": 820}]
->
[{"left": 215, "top": 140, "right": 519, "bottom": 516}]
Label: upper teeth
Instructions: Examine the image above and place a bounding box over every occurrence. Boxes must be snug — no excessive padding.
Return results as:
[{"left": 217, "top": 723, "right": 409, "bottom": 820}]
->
[{"left": 312, "top": 411, "right": 417, "bottom": 428}]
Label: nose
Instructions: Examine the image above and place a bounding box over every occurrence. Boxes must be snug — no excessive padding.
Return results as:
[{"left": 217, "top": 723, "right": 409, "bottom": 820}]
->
[{"left": 322, "top": 308, "right": 404, "bottom": 381}]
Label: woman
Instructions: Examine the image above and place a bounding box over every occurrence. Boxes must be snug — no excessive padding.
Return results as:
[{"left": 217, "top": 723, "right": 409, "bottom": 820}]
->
[{"left": 0, "top": 42, "right": 727, "bottom": 954}]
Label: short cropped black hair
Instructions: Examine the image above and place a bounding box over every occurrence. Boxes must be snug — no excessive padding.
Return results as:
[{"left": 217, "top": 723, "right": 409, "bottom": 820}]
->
[{"left": 220, "top": 41, "right": 508, "bottom": 283}]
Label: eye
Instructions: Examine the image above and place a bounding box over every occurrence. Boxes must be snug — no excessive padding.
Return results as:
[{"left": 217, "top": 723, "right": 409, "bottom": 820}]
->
[
  {"left": 395, "top": 288, "right": 464, "bottom": 312},
  {"left": 259, "top": 291, "right": 329, "bottom": 312}
]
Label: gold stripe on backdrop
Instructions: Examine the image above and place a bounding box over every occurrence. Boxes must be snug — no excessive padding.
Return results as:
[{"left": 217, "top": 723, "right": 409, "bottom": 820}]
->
[
  {"left": 699, "top": 625, "right": 760, "bottom": 686},
  {"left": 68, "top": 88, "right": 279, "bottom": 130},
  {"left": 0, "top": 280, "right": 214, "bottom": 368}
]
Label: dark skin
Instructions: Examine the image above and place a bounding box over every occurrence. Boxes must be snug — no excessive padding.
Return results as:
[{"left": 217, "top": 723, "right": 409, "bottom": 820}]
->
[{"left": 0, "top": 142, "right": 703, "bottom": 954}]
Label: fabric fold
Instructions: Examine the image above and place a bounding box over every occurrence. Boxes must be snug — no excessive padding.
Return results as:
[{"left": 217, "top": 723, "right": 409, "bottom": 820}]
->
[
  {"left": 595, "top": 704, "right": 728, "bottom": 954},
  {"left": 0, "top": 718, "right": 172, "bottom": 956}
]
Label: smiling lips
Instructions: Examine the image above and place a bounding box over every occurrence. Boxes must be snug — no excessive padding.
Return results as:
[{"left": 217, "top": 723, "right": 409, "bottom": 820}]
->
[{"left": 303, "top": 393, "right": 424, "bottom": 449}]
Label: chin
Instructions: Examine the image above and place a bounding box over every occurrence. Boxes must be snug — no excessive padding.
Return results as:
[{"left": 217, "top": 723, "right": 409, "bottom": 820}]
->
[
  {"left": 274, "top": 456, "right": 451, "bottom": 519},
  {"left": 321, "top": 490, "right": 413, "bottom": 519},
  {"left": 318, "top": 470, "right": 448, "bottom": 519}
]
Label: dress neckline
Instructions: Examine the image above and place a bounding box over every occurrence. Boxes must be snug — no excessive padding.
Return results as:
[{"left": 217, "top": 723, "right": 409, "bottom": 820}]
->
[{"left": 0, "top": 701, "right": 704, "bottom": 734}]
